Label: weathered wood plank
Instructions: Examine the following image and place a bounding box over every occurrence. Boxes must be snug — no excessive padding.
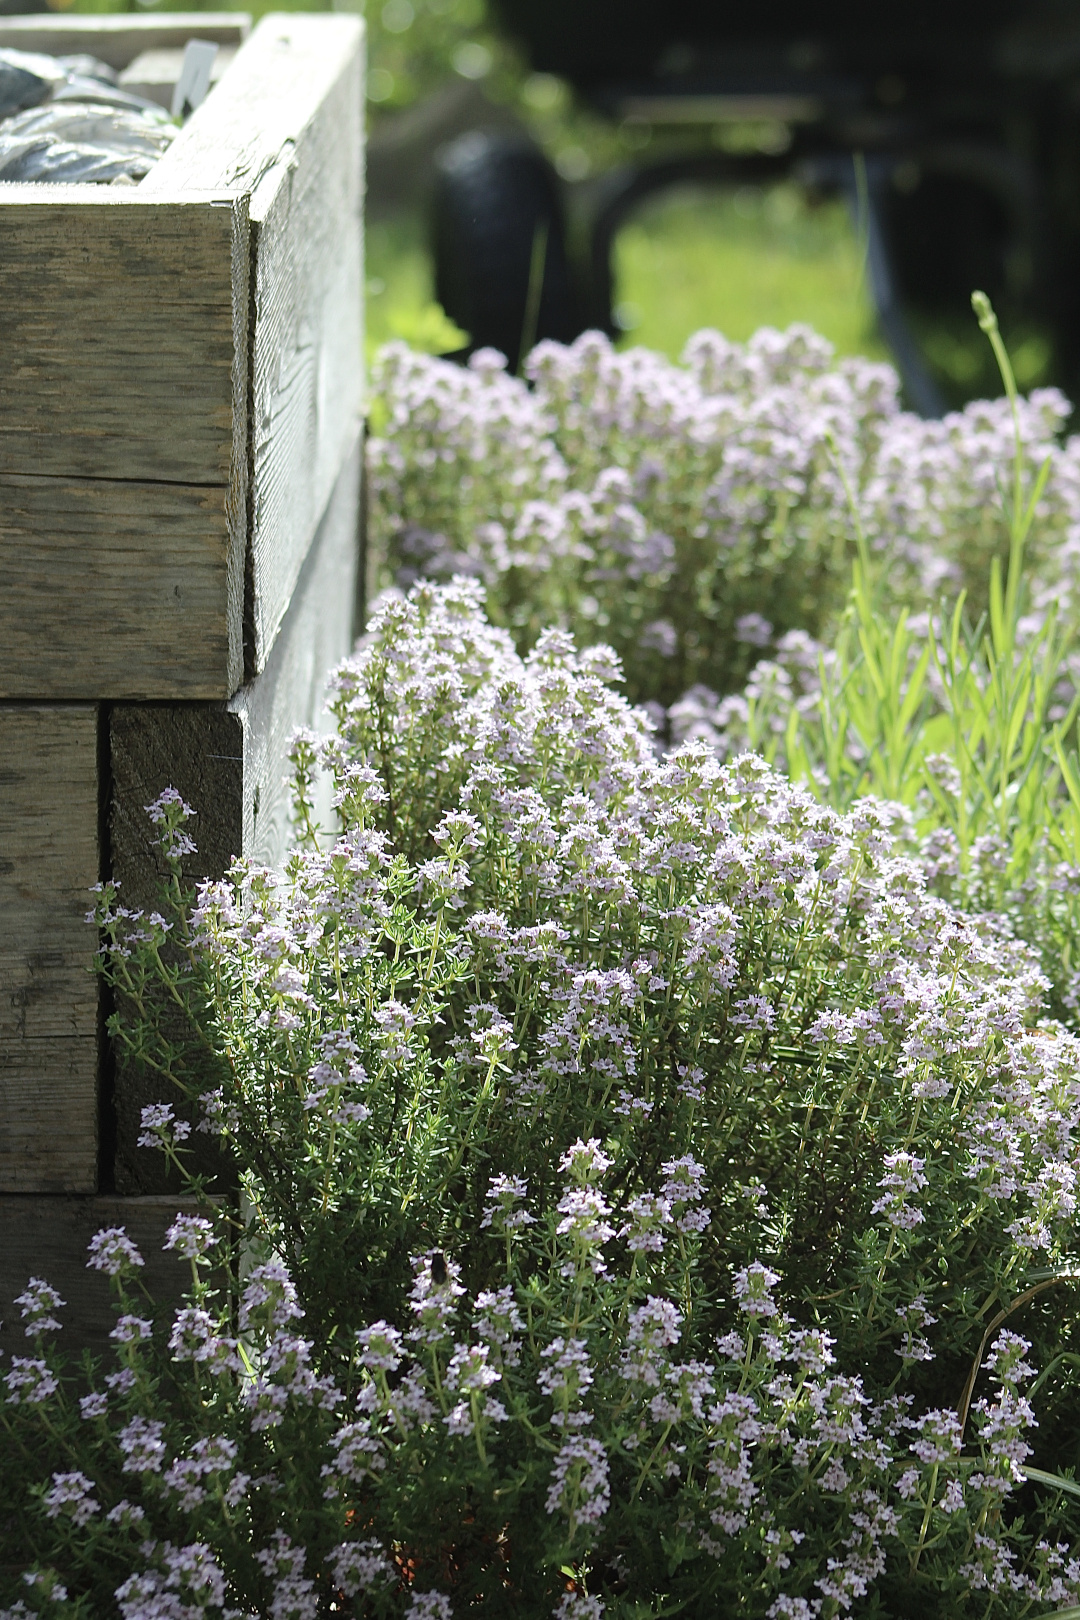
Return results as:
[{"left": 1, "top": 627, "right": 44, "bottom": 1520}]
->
[
  {"left": 0, "top": 14, "right": 248, "bottom": 72},
  {"left": 0, "top": 15, "right": 362, "bottom": 700},
  {"left": 147, "top": 13, "right": 365, "bottom": 675},
  {"left": 0, "top": 193, "right": 248, "bottom": 489},
  {"left": 0, "top": 1196, "right": 211, "bottom": 1357},
  {"left": 0, "top": 706, "right": 99, "bottom": 1194},
  {"left": 231, "top": 432, "right": 363, "bottom": 864},
  {"left": 0, "top": 190, "right": 250, "bottom": 699},
  {"left": 0, "top": 468, "right": 241, "bottom": 701},
  {"left": 108, "top": 436, "right": 361, "bottom": 1193}
]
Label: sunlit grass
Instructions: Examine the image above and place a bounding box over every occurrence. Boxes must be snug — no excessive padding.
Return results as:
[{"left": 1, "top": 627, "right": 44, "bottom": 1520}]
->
[
  {"left": 366, "top": 185, "right": 890, "bottom": 369},
  {"left": 612, "top": 182, "right": 887, "bottom": 362}
]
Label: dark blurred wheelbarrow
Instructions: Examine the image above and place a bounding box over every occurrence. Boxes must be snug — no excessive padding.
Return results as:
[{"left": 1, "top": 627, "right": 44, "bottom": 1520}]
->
[{"left": 431, "top": 0, "right": 1080, "bottom": 414}]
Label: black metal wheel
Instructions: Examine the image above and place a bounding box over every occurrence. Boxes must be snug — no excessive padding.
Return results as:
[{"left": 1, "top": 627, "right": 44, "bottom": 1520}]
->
[{"left": 431, "top": 129, "right": 579, "bottom": 371}]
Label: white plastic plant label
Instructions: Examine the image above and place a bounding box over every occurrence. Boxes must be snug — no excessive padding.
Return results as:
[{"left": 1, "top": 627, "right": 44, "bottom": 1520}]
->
[{"left": 171, "top": 39, "right": 218, "bottom": 120}]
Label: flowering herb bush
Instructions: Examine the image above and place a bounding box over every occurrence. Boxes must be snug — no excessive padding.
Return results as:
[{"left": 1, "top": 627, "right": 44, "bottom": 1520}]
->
[
  {"left": 8, "top": 580, "right": 1080, "bottom": 1615},
  {"left": 676, "top": 300, "right": 1080, "bottom": 1029},
  {"left": 367, "top": 328, "right": 1080, "bottom": 711}
]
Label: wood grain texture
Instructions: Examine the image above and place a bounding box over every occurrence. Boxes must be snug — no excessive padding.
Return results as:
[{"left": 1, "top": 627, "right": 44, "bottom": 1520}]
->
[
  {"left": 0, "top": 706, "right": 99, "bottom": 1194},
  {"left": 147, "top": 13, "right": 365, "bottom": 675},
  {"left": 230, "top": 432, "right": 362, "bottom": 864},
  {"left": 0, "top": 14, "right": 249, "bottom": 72},
  {"left": 0, "top": 13, "right": 362, "bottom": 700},
  {"left": 0, "top": 192, "right": 250, "bottom": 698},
  {"left": 108, "top": 435, "right": 361, "bottom": 1193},
  {"left": 0, "top": 193, "right": 248, "bottom": 486},
  {"left": 0, "top": 1196, "right": 211, "bottom": 1356},
  {"left": 0, "top": 471, "right": 240, "bottom": 700}
]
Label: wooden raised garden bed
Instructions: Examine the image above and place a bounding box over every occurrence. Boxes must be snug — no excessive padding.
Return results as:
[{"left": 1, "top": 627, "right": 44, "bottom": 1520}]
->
[{"left": 0, "top": 9, "right": 364, "bottom": 1342}]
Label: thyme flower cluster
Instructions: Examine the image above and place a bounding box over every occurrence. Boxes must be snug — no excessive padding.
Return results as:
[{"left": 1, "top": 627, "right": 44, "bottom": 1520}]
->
[
  {"left": 7, "top": 578, "right": 1077, "bottom": 1615},
  {"left": 368, "top": 330, "right": 1080, "bottom": 708}
]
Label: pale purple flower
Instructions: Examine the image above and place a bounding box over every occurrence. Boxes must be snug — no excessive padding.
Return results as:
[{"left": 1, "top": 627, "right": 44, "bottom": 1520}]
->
[
  {"left": 733, "top": 1262, "right": 781, "bottom": 1319},
  {"left": 117, "top": 1416, "right": 166, "bottom": 1473},
  {"left": 137, "top": 1102, "right": 192, "bottom": 1151},
  {"left": 14, "top": 1279, "right": 64, "bottom": 1337},
  {"left": 554, "top": 1594, "right": 604, "bottom": 1620},
  {"left": 43, "top": 1471, "right": 100, "bottom": 1527},
  {"left": 239, "top": 1259, "right": 303, "bottom": 1331},
  {"left": 5, "top": 1359, "right": 57, "bottom": 1406},
  {"left": 356, "top": 1321, "right": 404, "bottom": 1372},
  {"left": 546, "top": 1435, "right": 610, "bottom": 1529},
  {"left": 164, "top": 1214, "right": 217, "bottom": 1261},
  {"left": 558, "top": 1138, "right": 614, "bottom": 1183},
  {"left": 871, "top": 1152, "right": 929, "bottom": 1230},
  {"left": 86, "top": 1226, "right": 144, "bottom": 1277},
  {"left": 408, "top": 1594, "right": 453, "bottom": 1620},
  {"left": 328, "top": 1539, "right": 394, "bottom": 1598},
  {"left": 480, "top": 1174, "right": 536, "bottom": 1233},
  {"left": 111, "top": 1314, "right": 153, "bottom": 1345}
]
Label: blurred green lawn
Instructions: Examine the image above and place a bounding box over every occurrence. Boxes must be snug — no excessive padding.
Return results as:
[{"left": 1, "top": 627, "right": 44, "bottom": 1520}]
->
[
  {"left": 366, "top": 183, "right": 888, "bottom": 367},
  {"left": 611, "top": 183, "right": 885, "bottom": 361},
  {"left": 68, "top": 0, "right": 1051, "bottom": 393}
]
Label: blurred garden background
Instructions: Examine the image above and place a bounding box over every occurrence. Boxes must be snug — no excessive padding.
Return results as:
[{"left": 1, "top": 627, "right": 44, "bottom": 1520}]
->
[{"left": 58, "top": 0, "right": 1060, "bottom": 400}]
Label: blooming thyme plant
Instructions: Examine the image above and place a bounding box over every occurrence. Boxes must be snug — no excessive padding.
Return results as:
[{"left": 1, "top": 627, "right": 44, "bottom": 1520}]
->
[
  {"left": 676, "top": 299, "right": 1080, "bottom": 1029},
  {"left": 7, "top": 577, "right": 1075, "bottom": 1613},
  {"left": 367, "top": 326, "right": 1080, "bottom": 710}
]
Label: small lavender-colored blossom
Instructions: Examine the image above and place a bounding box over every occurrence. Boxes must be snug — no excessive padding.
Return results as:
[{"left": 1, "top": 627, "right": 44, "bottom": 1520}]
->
[
  {"left": 446, "top": 1342, "right": 501, "bottom": 1398},
  {"left": 733, "top": 1262, "right": 781, "bottom": 1319},
  {"left": 169, "top": 1306, "right": 227, "bottom": 1365},
  {"left": 145, "top": 787, "right": 198, "bottom": 859},
  {"left": 5, "top": 1359, "right": 57, "bottom": 1406},
  {"left": 105, "top": 1500, "right": 145, "bottom": 1528},
  {"left": 788, "top": 1327, "right": 836, "bottom": 1376},
  {"left": 554, "top": 1594, "right": 604, "bottom": 1620},
  {"left": 137, "top": 1101, "right": 192, "bottom": 1151},
  {"left": 356, "top": 1320, "right": 404, "bottom": 1371},
  {"left": 110, "top": 1314, "right": 152, "bottom": 1344},
  {"left": 909, "top": 1409, "right": 963, "bottom": 1466},
  {"left": 546, "top": 1435, "right": 610, "bottom": 1529},
  {"left": 767, "top": 1596, "right": 814, "bottom": 1619},
  {"left": 42, "top": 1472, "right": 100, "bottom": 1527},
  {"left": 538, "top": 1337, "right": 594, "bottom": 1407},
  {"left": 660, "top": 1155, "right": 712, "bottom": 1234},
  {"left": 79, "top": 1390, "right": 108, "bottom": 1420},
  {"left": 871, "top": 1151, "right": 930, "bottom": 1230},
  {"left": 408, "top": 1594, "right": 453, "bottom": 1620},
  {"left": 239, "top": 1258, "right": 303, "bottom": 1331},
  {"left": 19, "top": 1572, "right": 68, "bottom": 1605},
  {"left": 705, "top": 1391, "right": 762, "bottom": 1535},
  {"left": 627, "top": 1297, "right": 683, "bottom": 1360},
  {"left": 982, "top": 1330, "right": 1036, "bottom": 1385},
  {"left": 164, "top": 1437, "right": 240, "bottom": 1511},
  {"left": 480, "top": 1173, "right": 536, "bottom": 1233},
  {"left": 328, "top": 1540, "right": 394, "bottom": 1598},
  {"left": 117, "top": 1415, "right": 166, "bottom": 1473},
  {"left": 555, "top": 1186, "right": 616, "bottom": 1273},
  {"left": 558, "top": 1137, "right": 614, "bottom": 1183},
  {"left": 14, "top": 1279, "right": 64, "bottom": 1337},
  {"left": 164, "top": 1214, "right": 217, "bottom": 1261},
  {"left": 621, "top": 1191, "right": 671, "bottom": 1252},
  {"left": 895, "top": 1295, "right": 937, "bottom": 1364},
  {"left": 123, "top": 1543, "right": 226, "bottom": 1614},
  {"left": 408, "top": 1250, "right": 465, "bottom": 1347},
  {"left": 474, "top": 1287, "right": 525, "bottom": 1365},
  {"left": 256, "top": 1531, "right": 318, "bottom": 1620},
  {"left": 327, "top": 1420, "right": 385, "bottom": 1486},
  {"left": 86, "top": 1226, "right": 144, "bottom": 1277}
]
